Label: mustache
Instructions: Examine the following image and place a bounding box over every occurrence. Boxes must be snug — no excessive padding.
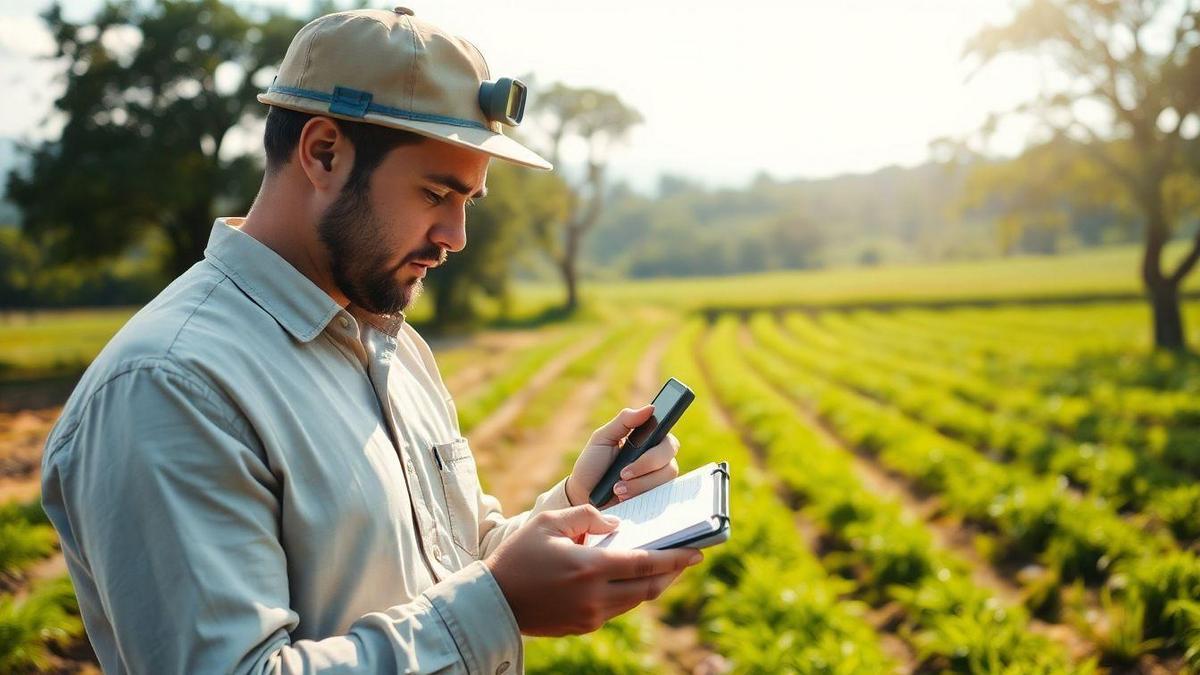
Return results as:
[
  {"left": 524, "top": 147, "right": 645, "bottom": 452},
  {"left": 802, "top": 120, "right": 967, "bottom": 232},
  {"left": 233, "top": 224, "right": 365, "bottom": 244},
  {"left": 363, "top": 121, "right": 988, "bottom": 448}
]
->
[{"left": 401, "top": 245, "right": 448, "bottom": 269}]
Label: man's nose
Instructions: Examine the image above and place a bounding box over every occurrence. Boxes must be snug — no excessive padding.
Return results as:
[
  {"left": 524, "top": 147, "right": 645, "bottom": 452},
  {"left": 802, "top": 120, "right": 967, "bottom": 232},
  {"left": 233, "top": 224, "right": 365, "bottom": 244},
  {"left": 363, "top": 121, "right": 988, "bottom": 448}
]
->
[{"left": 430, "top": 209, "right": 467, "bottom": 253}]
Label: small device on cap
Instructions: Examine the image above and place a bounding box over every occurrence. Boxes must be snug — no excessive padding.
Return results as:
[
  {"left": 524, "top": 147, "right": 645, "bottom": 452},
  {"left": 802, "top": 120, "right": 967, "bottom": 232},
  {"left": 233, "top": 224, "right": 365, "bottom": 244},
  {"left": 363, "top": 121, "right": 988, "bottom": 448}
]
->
[{"left": 478, "top": 78, "right": 528, "bottom": 126}]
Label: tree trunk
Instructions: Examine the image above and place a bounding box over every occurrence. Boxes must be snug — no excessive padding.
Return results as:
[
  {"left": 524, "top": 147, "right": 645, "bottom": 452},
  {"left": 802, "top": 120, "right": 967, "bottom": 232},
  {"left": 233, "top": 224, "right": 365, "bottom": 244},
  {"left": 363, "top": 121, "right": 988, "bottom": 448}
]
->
[
  {"left": 1139, "top": 191, "right": 1189, "bottom": 352},
  {"left": 1148, "top": 280, "right": 1186, "bottom": 351},
  {"left": 431, "top": 277, "right": 474, "bottom": 331},
  {"left": 559, "top": 225, "right": 581, "bottom": 312},
  {"left": 558, "top": 254, "right": 578, "bottom": 312}
]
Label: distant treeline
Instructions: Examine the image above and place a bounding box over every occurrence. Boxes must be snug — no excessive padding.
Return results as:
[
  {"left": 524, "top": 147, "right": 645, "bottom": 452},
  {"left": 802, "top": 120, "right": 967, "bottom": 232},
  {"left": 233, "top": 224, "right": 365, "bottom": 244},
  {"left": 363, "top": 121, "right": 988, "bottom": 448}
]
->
[
  {"left": 582, "top": 158, "right": 1140, "bottom": 280},
  {"left": 0, "top": 150, "right": 1151, "bottom": 307},
  {"left": 0, "top": 227, "right": 163, "bottom": 309}
]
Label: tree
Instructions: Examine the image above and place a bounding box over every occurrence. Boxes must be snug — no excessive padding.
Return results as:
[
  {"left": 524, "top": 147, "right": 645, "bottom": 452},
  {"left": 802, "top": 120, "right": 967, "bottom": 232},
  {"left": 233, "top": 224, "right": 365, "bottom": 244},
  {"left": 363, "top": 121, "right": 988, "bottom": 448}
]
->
[
  {"left": 531, "top": 83, "right": 642, "bottom": 311},
  {"left": 967, "top": 0, "right": 1200, "bottom": 350},
  {"left": 960, "top": 138, "right": 1132, "bottom": 254},
  {"left": 7, "top": 0, "right": 312, "bottom": 279},
  {"left": 425, "top": 163, "right": 570, "bottom": 330}
]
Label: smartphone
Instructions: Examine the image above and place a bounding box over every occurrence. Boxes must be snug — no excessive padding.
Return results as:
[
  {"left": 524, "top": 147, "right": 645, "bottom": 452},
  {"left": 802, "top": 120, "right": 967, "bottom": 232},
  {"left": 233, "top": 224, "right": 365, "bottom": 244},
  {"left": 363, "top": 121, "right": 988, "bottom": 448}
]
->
[{"left": 589, "top": 377, "right": 695, "bottom": 507}]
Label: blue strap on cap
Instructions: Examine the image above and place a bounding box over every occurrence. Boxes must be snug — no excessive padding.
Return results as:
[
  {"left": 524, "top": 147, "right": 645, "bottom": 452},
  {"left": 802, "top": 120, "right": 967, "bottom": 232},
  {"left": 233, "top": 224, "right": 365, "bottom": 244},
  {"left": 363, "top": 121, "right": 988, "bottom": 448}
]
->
[
  {"left": 267, "top": 84, "right": 491, "bottom": 131},
  {"left": 329, "top": 86, "right": 372, "bottom": 118}
]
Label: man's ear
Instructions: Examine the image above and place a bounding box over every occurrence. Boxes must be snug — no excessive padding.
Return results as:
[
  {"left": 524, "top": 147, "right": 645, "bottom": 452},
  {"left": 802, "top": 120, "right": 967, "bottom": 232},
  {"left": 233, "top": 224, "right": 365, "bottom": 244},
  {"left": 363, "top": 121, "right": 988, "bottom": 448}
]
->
[{"left": 296, "top": 116, "right": 353, "bottom": 192}]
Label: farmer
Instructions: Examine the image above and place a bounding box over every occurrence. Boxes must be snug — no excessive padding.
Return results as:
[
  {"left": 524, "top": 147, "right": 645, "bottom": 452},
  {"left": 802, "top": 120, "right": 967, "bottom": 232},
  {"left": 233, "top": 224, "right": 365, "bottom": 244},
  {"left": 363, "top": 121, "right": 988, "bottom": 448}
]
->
[{"left": 40, "top": 8, "right": 700, "bottom": 673}]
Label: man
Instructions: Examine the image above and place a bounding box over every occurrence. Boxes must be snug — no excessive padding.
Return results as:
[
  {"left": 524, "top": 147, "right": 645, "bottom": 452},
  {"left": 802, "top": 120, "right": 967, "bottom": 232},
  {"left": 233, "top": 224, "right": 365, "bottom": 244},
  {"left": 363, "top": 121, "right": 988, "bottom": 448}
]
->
[{"left": 40, "top": 8, "right": 700, "bottom": 674}]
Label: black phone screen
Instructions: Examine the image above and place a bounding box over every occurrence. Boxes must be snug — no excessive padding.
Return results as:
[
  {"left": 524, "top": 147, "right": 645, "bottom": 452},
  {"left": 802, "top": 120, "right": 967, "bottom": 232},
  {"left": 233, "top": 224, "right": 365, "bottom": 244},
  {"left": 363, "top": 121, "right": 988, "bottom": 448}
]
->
[{"left": 626, "top": 379, "right": 688, "bottom": 448}]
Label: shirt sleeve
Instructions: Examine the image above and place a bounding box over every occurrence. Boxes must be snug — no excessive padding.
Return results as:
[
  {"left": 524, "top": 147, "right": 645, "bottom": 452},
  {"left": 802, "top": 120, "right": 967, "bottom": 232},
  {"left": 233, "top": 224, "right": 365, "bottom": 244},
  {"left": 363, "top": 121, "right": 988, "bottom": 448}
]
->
[{"left": 40, "top": 360, "right": 520, "bottom": 675}]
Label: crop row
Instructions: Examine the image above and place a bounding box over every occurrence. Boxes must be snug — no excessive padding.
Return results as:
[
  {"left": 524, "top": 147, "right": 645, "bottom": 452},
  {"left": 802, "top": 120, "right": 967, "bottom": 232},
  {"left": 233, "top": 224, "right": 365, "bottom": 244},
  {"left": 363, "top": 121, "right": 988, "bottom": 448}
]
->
[
  {"left": 831, "top": 309, "right": 1200, "bottom": 481},
  {"left": 849, "top": 307, "right": 1200, "bottom": 428},
  {"left": 456, "top": 322, "right": 598, "bottom": 433},
  {"left": 778, "top": 311, "right": 1200, "bottom": 544},
  {"left": 525, "top": 323, "right": 670, "bottom": 673},
  {"left": 0, "top": 499, "right": 83, "bottom": 672},
  {"left": 658, "top": 320, "right": 892, "bottom": 673},
  {"left": 700, "top": 316, "right": 1086, "bottom": 672},
  {"left": 742, "top": 312, "right": 1200, "bottom": 664}
]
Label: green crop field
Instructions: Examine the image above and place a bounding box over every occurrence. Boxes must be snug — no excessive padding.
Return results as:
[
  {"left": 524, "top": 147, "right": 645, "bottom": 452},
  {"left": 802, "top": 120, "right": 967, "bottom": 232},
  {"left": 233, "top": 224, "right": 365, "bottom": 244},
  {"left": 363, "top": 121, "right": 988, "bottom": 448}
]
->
[{"left": 3, "top": 247, "right": 1200, "bottom": 672}]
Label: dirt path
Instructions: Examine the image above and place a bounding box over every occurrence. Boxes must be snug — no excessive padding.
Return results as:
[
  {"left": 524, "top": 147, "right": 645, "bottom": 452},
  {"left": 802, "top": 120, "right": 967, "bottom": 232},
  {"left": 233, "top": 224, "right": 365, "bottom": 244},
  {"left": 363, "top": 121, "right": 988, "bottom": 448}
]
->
[
  {"left": 631, "top": 329, "right": 674, "bottom": 403},
  {"left": 482, "top": 327, "right": 677, "bottom": 513},
  {"left": 469, "top": 332, "right": 607, "bottom": 456},
  {"left": 484, "top": 362, "right": 614, "bottom": 511},
  {"left": 734, "top": 324, "right": 1097, "bottom": 663},
  {"left": 622, "top": 328, "right": 732, "bottom": 675},
  {"left": 439, "top": 330, "right": 547, "bottom": 400},
  {"left": 0, "top": 407, "right": 59, "bottom": 481}
]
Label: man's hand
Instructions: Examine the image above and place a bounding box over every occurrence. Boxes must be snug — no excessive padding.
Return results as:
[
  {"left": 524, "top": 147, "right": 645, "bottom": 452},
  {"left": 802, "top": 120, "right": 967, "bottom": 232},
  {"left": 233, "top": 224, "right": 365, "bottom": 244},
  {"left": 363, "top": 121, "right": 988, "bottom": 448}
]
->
[
  {"left": 484, "top": 504, "right": 703, "bottom": 636},
  {"left": 566, "top": 405, "right": 680, "bottom": 507}
]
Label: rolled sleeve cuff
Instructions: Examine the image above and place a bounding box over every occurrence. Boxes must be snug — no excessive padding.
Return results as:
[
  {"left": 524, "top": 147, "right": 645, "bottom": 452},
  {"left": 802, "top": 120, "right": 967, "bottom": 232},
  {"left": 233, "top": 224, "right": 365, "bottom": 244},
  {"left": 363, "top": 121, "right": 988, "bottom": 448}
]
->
[
  {"left": 537, "top": 477, "right": 573, "bottom": 512},
  {"left": 424, "top": 560, "right": 521, "bottom": 674}
]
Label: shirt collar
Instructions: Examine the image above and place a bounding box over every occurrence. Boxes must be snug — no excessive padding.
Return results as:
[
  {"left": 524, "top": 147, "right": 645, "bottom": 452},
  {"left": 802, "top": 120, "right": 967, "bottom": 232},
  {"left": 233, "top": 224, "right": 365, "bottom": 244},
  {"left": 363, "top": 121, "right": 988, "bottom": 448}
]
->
[{"left": 203, "top": 217, "right": 406, "bottom": 342}]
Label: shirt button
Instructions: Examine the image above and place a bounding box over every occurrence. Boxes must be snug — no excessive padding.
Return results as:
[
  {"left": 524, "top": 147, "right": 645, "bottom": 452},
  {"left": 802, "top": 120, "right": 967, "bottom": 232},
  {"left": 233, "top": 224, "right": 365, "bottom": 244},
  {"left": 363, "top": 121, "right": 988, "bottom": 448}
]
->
[
  {"left": 338, "top": 316, "right": 350, "bottom": 329},
  {"left": 405, "top": 459, "right": 415, "bottom": 473},
  {"left": 496, "top": 662, "right": 510, "bottom": 674}
]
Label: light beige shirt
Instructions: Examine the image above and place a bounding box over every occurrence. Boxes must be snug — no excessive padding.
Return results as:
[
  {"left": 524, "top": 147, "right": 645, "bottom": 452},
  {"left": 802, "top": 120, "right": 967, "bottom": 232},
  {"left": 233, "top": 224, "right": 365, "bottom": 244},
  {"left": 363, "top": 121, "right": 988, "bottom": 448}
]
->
[{"left": 40, "top": 218, "right": 572, "bottom": 674}]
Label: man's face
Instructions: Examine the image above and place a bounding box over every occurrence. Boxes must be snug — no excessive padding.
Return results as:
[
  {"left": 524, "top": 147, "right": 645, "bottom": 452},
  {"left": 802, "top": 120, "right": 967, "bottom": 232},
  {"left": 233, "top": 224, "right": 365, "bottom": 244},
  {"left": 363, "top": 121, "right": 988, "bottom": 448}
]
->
[{"left": 317, "top": 138, "right": 489, "bottom": 315}]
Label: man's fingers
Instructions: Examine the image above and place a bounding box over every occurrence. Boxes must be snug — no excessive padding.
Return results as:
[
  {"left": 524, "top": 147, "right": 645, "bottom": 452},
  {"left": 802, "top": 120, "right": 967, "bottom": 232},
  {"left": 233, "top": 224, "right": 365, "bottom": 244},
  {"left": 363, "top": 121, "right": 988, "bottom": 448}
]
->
[
  {"left": 545, "top": 504, "right": 620, "bottom": 539},
  {"left": 616, "top": 434, "right": 679, "bottom": 482},
  {"left": 606, "top": 568, "right": 687, "bottom": 608},
  {"left": 591, "top": 405, "right": 654, "bottom": 445},
  {"left": 601, "top": 547, "right": 702, "bottom": 581},
  {"left": 614, "top": 460, "right": 679, "bottom": 500}
]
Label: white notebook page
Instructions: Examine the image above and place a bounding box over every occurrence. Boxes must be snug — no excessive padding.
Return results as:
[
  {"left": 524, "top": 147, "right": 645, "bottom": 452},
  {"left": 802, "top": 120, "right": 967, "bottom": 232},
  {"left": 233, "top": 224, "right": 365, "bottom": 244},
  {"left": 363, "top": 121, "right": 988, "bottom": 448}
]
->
[{"left": 584, "top": 462, "right": 717, "bottom": 550}]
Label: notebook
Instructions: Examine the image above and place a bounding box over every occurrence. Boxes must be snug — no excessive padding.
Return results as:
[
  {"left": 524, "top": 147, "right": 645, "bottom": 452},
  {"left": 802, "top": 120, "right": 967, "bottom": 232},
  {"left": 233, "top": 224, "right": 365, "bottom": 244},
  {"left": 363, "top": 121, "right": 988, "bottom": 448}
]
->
[{"left": 584, "top": 461, "right": 730, "bottom": 551}]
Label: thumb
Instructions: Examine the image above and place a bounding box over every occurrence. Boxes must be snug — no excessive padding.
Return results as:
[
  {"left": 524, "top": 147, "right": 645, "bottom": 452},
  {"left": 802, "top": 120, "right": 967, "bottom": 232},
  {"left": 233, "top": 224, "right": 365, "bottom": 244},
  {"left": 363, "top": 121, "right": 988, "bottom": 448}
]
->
[
  {"left": 548, "top": 504, "right": 621, "bottom": 539},
  {"left": 593, "top": 405, "right": 654, "bottom": 445}
]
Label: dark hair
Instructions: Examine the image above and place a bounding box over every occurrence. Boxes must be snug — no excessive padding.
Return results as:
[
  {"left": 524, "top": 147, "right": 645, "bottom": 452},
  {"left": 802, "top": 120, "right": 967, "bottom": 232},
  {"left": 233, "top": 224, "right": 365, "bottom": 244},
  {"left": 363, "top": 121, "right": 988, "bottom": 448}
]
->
[{"left": 262, "top": 105, "right": 425, "bottom": 187}]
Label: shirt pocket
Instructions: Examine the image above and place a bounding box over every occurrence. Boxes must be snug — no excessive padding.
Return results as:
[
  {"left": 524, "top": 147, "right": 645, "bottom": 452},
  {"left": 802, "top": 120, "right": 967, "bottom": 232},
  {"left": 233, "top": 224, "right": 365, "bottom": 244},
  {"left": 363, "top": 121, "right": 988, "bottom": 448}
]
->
[{"left": 431, "top": 437, "right": 481, "bottom": 558}]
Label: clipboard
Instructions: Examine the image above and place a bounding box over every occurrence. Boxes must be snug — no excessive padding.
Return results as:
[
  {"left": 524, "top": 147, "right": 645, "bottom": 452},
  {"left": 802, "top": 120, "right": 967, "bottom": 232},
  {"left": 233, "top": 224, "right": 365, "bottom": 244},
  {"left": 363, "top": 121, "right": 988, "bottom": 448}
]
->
[
  {"left": 663, "top": 461, "right": 730, "bottom": 549},
  {"left": 586, "top": 461, "right": 731, "bottom": 551}
]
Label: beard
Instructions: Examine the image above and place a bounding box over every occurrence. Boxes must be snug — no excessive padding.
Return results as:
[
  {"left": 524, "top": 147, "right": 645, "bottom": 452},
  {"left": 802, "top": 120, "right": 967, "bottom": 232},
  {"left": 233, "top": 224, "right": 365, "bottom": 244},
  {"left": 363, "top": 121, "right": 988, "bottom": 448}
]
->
[{"left": 317, "top": 179, "right": 444, "bottom": 315}]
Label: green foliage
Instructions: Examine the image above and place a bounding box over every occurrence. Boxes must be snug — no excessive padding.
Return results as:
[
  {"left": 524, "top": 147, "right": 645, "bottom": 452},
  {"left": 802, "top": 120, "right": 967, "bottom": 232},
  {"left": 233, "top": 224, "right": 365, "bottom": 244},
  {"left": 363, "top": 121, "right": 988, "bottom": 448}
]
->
[
  {"left": 703, "top": 557, "right": 885, "bottom": 675},
  {"left": 586, "top": 163, "right": 1008, "bottom": 278},
  {"left": 703, "top": 316, "right": 1081, "bottom": 671},
  {"left": 0, "top": 308, "right": 133, "bottom": 380},
  {"left": 0, "top": 576, "right": 83, "bottom": 673},
  {"left": 657, "top": 320, "right": 892, "bottom": 673},
  {"left": 524, "top": 612, "right": 657, "bottom": 674},
  {"left": 454, "top": 322, "right": 593, "bottom": 433},
  {"left": 529, "top": 81, "right": 642, "bottom": 310},
  {"left": 426, "top": 163, "right": 571, "bottom": 329},
  {"left": 0, "top": 228, "right": 164, "bottom": 310},
  {"left": 0, "top": 501, "right": 57, "bottom": 581},
  {"left": 7, "top": 0, "right": 310, "bottom": 277},
  {"left": 960, "top": 138, "right": 1133, "bottom": 254}
]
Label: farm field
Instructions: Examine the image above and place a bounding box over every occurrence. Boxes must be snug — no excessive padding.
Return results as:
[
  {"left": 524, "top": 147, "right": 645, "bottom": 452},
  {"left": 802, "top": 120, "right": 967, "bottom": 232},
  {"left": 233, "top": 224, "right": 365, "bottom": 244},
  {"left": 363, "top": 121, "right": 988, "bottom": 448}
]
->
[
  {"left": 1, "top": 281, "right": 1199, "bottom": 671},
  {"left": 4, "top": 240, "right": 1199, "bottom": 385}
]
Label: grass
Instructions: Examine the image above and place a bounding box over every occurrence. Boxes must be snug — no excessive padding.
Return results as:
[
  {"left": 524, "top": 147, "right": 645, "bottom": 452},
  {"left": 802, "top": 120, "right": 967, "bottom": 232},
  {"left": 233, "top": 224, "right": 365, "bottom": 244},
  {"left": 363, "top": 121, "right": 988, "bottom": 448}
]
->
[{"left": 520, "top": 240, "right": 1200, "bottom": 313}]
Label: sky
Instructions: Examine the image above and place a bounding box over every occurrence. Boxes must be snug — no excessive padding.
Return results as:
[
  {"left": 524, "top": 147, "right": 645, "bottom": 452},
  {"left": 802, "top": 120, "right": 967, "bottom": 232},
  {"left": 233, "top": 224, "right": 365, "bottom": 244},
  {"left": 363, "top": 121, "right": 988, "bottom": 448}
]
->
[{"left": 0, "top": 0, "right": 1043, "bottom": 192}]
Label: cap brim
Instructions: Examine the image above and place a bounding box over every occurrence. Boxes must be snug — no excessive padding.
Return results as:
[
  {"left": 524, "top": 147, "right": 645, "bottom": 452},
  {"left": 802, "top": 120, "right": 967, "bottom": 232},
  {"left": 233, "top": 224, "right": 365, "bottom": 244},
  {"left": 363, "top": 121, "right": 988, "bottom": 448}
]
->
[{"left": 258, "top": 92, "right": 553, "bottom": 171}]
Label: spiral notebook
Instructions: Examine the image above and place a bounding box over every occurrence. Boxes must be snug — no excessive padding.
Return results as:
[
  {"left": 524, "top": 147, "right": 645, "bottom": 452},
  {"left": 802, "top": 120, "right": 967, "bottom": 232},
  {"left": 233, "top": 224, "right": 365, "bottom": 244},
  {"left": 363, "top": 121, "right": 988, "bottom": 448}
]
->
[{"left": 584, "top": 461, "right": 730, "bottom": 551}]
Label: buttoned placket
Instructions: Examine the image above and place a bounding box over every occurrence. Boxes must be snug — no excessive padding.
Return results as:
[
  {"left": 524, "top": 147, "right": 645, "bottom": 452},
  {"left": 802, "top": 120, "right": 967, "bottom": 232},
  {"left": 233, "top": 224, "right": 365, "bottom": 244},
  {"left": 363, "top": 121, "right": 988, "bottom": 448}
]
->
[{"left": 335, "top": 310, "right": 457, "bottom": 580}]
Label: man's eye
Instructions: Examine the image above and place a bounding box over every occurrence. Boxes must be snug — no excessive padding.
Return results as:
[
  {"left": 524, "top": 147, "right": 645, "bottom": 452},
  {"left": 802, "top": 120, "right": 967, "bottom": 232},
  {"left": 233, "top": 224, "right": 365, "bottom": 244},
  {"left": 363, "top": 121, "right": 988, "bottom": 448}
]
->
[{"left": 424, "top": 190, "right": 445, "bottom": 205}]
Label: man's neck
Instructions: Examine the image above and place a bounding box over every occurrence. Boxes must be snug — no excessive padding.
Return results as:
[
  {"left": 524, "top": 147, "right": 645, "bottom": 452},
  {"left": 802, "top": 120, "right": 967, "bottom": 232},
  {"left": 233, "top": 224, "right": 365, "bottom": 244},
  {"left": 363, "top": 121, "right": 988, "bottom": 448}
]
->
[{"left": 239, "top": 179, "right": 350, "bottom": 309}]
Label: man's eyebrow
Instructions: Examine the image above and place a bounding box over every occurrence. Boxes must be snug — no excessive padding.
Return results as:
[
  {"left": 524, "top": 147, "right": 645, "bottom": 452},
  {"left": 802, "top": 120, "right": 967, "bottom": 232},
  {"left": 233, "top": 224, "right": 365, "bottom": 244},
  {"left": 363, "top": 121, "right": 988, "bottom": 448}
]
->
[{"left": 424, "top": 173, "right": 487, "bottom": 199}]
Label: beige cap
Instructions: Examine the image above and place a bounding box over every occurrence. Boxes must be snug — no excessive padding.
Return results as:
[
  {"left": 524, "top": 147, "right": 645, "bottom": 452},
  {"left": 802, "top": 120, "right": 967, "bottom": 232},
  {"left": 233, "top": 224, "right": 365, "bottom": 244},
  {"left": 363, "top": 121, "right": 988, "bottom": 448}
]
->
[{"left": 257, "top": 7, "right": 552, "bottom": 170}]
